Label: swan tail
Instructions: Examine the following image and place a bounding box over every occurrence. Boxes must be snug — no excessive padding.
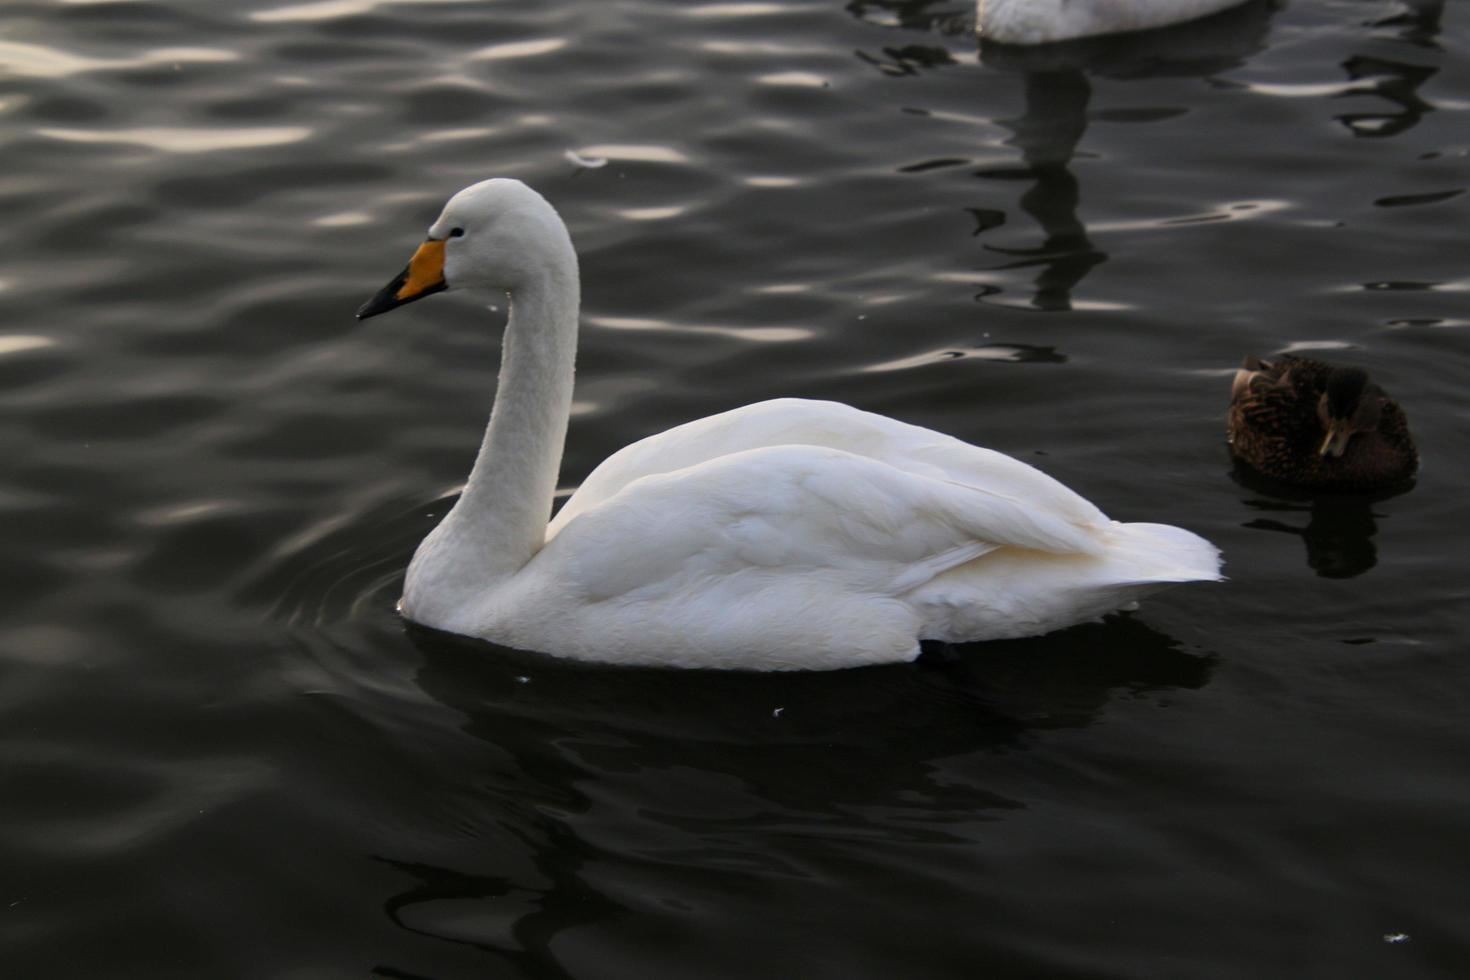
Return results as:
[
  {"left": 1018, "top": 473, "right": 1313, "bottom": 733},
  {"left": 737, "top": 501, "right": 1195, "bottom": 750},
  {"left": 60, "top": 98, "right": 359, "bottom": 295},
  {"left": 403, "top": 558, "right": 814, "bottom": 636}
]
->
[
  {"left": 910, "top": 521, "right": 1221, "bottom": 643},
  {"left": 1103, "top": 521, "right": 1224, "bottom": 585}
]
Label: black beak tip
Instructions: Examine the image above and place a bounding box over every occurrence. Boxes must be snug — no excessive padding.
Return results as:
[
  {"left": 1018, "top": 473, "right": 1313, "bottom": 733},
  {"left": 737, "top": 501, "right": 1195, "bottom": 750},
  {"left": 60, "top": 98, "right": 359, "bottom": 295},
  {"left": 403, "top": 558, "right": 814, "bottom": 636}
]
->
[
  {"left": 355, "top": 265, "right": 448, "bottom": 322},
  {"left": 355, "top": 268, "right": 411, "bottom": 321}
]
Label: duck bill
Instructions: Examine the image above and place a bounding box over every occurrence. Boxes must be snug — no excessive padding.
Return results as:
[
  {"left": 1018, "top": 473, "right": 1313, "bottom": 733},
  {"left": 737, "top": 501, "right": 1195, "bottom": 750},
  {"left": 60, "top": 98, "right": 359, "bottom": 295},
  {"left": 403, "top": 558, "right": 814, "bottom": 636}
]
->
[
  {"left": 1319, "top": 421, "right": 1352, "bottom": 458},
  {"left": 356, "top": 238, "right": 448, "bottom": 320}
]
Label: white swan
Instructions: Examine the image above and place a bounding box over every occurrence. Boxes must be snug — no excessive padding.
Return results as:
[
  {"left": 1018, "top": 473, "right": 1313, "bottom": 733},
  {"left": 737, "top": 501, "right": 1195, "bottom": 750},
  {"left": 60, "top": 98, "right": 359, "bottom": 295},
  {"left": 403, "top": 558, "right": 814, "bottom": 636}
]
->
[
  {"left": 356, "top": 179, "right": 1220, "bottom": 670},
  {"left": 978, "top": 0, "right": 1253, "bottom": 45}
]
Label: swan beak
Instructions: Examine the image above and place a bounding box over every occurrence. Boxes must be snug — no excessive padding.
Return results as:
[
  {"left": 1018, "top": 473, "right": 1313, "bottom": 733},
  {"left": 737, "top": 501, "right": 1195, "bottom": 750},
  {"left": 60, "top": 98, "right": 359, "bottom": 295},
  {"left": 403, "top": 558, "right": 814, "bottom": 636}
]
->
[
  {"left": 1319, "top": 421, "right": 1352, "bottom": 458},
  {"left": 356, "top": 238, "right": 448, "bottom": 320}
]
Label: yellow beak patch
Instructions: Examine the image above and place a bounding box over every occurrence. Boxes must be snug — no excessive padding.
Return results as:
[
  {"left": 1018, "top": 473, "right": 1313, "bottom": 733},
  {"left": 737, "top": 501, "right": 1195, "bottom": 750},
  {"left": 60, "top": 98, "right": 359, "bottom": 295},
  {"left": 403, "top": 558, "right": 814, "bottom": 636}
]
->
[{"left": 398, "top": 238, "right": 446, "bottom": 301}]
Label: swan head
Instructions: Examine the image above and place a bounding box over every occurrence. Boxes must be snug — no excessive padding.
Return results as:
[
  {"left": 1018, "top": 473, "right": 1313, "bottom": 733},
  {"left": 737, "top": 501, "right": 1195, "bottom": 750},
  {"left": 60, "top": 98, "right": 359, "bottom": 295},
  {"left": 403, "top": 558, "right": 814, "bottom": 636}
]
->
[{"left": 356, "top": 178, "right": 572, "bottom": 320}]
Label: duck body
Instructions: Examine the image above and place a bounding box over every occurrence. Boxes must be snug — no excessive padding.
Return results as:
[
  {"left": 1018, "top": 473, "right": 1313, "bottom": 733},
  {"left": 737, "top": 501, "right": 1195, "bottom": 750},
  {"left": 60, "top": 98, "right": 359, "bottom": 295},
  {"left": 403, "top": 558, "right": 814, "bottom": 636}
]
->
[
  {"left": 361, "top": 179, "right": 1221, "bottom": 671},
  {"left": 1228, "top": 355, "right": 1417, "bottom": 492},
  {"left": 979, "top": 0, "right": 1253, "bottom": 44}
]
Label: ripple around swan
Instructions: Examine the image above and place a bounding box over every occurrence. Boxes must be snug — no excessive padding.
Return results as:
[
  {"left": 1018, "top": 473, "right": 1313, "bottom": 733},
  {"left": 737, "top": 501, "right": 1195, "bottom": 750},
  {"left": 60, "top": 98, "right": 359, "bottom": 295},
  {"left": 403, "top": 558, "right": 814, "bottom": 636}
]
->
[{"left": 4, "top": 0, "right": 1470, "bottom": 976}]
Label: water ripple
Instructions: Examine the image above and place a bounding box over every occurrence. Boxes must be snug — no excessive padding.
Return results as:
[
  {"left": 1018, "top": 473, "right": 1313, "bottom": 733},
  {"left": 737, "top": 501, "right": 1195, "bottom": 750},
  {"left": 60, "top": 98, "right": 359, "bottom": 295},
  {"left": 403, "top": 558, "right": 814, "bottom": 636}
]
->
[
  {"left": 0, "top": 41, "right": 237, "bottom": 79},
  {"left": 469, "top": 38, "right": 568, "bottom": 62},
  {"left": 249, "top": 0, "right": 478, "bottom": 23},
  {"left": 0, "top": 335, "right": 55, "bottom": 357},
  {"left": 38, "top": 125, "right": 312, "bottom": 153}
]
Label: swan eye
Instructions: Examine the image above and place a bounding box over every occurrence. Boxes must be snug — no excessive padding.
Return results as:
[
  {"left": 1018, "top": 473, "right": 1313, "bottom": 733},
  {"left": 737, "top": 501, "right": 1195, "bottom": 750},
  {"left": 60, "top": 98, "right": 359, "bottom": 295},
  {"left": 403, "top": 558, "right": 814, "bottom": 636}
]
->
[{"left": 449, "top": 227, "right": 465, "bottom": 238}]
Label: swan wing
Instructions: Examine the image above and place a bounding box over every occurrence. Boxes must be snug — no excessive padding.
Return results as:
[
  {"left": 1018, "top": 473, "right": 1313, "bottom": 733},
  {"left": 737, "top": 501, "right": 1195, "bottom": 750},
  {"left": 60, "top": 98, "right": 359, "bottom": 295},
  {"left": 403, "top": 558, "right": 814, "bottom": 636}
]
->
[
  {"left": 548, "top": 398, "right": 1107, "bottom": 540},
  {"left": 535, "top": 443, "right": 1106, "bottom": 606}
]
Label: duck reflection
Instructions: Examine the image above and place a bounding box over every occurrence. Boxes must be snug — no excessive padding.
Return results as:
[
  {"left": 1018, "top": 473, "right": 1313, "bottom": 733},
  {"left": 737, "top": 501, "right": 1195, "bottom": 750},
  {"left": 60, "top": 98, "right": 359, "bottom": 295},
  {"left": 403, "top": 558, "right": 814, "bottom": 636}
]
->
[
  {"left": 975, "top": 1, "right": 1277, "bottom": 309},
  {"left": 369, "top": 619, "right": 1213, "bottom": 974},
  {"left": 1233, "top": 464, "right": 1412, "bottom": 579}
]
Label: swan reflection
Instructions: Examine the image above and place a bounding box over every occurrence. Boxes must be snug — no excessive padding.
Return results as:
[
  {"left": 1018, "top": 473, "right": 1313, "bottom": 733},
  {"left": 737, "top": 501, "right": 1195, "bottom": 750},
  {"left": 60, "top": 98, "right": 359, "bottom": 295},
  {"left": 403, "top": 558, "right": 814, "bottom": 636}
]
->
[
  {"left": 1336, "top": 0, "right": 1445, "bottom": 138},
  {"left": 976, "top": 0, "right": 1277, "bottom": 309},
  {"left": 365, "top": 621, "right": 1214, "bottom": 974}
]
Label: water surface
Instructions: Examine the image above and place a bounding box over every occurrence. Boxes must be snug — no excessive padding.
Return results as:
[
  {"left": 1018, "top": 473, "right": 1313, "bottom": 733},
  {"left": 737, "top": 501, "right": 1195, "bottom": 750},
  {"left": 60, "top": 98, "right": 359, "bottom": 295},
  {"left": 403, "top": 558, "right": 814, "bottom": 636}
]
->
[{"left": 2, "top": 0, "right": 1469, "bottom": 976}]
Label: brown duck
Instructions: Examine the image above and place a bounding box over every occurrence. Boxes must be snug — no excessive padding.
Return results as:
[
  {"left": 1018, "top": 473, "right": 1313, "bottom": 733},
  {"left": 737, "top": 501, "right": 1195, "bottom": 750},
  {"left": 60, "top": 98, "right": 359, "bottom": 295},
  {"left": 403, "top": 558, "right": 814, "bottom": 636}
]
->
[{"left": 1228, "top": 355, "right": 1417, "bottom": 492}]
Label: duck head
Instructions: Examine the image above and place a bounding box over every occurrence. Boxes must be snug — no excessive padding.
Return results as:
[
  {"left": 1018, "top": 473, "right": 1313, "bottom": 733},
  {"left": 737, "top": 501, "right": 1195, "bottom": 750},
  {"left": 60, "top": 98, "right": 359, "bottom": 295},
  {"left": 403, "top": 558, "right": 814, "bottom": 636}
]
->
[{"left": 1317, "top": 367, "right": 1381, "bottom": 458}]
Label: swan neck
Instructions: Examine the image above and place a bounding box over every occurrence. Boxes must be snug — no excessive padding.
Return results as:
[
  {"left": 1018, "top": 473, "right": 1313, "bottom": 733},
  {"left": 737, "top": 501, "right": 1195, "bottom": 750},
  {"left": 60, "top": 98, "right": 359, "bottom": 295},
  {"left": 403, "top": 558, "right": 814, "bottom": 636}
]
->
[{"left": 456, "top": 255, "right": 579, "bottom": 581}]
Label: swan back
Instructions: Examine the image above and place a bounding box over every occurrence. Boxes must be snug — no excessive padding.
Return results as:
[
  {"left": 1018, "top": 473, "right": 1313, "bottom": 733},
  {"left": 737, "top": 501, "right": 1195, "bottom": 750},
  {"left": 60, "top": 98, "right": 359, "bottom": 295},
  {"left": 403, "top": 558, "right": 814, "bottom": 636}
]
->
[{"left": 547, "top": 399, "right": 1109, "bottom": 540}]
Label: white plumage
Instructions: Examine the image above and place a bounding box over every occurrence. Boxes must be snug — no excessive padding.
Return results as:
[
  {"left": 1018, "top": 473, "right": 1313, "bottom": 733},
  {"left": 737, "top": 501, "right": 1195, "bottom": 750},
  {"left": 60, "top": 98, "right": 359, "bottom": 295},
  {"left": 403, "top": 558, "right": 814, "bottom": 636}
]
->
[
  {"left": 979, "top": 0, "right": 1252, "bottom": 45},
  {"left": 357, "top": 179, "right": 1220, "bottom": 670}
]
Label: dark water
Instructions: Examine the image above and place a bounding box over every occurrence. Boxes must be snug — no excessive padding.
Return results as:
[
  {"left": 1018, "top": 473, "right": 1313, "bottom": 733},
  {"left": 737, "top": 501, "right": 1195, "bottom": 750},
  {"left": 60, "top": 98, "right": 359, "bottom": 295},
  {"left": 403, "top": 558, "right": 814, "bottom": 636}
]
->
[{"left": 3, "top": 0, "right": 1470, "bottom": 976}]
